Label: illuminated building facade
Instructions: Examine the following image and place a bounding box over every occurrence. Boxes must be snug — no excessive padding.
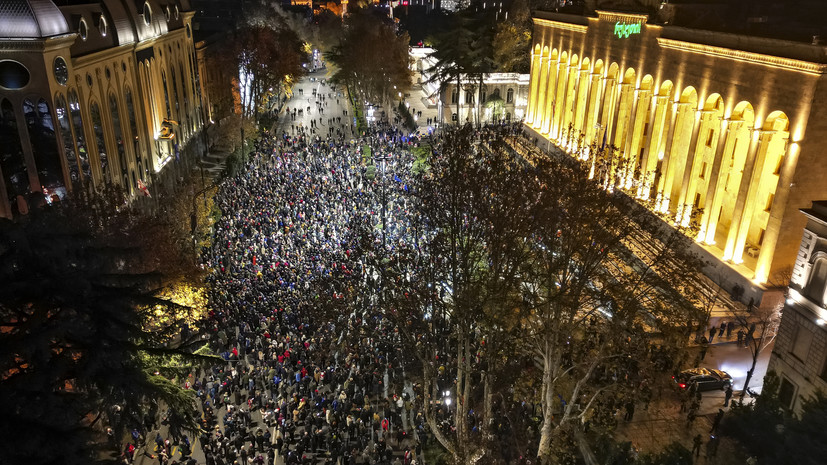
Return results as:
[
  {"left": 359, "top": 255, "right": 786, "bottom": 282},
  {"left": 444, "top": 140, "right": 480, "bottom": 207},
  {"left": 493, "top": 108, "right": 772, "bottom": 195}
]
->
[
  {"left": 525, "top": 10, "right": 827, "bottom": 301},
  {"left": 0, "top": 0, "right": 205, "bottom": 218},
  {"left": 768, "top": 201, "right": 827, "bottom": 413},
  {"left": 411, "top": 47, "right": 529, "bottom": 125}
]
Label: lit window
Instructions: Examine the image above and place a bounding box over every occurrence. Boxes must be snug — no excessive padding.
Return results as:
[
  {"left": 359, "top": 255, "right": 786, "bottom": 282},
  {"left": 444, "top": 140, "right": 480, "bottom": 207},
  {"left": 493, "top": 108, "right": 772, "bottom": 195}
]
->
[
  {"left": 806, "top": 258, "right": 827, "bottom": 304},
  {"left": 792, "top": 324, "right": 813, "bottom": 362}
]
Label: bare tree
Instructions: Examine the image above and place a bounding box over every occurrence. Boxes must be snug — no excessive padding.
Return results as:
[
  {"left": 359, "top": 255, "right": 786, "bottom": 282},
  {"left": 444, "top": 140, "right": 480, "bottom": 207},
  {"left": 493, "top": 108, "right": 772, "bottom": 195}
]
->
[
  {"left": 733, "top": 267, "right": 790, "bottom": 401},
  {"left": 519, "top": 154, "right": 703, "bottom": 463}
]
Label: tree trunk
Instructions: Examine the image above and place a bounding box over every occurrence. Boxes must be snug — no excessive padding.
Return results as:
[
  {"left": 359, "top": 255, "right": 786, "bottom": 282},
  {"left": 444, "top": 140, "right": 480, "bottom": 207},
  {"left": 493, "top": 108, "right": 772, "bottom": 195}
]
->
[
  {"left": 456, "top": 74, "right": 462, "bottom": 126},
  {"left": 537, "top": 345, "right": 556, "bottom": 461},
  {"left": 422, "top": 362, "right": 458, "bottom": 458},
  {"left": 482, "top": 366, "right": 493, "bottom": 440}
]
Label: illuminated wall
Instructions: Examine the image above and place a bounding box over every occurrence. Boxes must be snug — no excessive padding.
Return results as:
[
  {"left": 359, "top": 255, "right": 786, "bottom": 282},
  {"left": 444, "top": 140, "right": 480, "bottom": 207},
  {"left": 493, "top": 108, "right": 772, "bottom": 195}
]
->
[
  {"left": 527, "top": 10, "right": 827, "bottom": 287},
  {"left": 768, "top": 202, "right": 827, "bottom": 414},
  {"left": 0, "top": 0, "right": 205, "bottom": 218}
]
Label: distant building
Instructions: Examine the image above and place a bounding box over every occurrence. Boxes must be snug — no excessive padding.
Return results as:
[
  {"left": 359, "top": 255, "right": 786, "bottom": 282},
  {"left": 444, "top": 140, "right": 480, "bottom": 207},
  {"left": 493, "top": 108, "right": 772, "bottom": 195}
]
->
[
  {"left": 768, "top": 201, "right": 827, "bottom": 414},
  {"left": 525, "top": 10, "right": 827, "bottom": 306},
  {"left": 0, "top": 0, "right": 206, "bottom": 217},
  {"left": 411, "top": 47, "right": 529, "bottom": 125}
]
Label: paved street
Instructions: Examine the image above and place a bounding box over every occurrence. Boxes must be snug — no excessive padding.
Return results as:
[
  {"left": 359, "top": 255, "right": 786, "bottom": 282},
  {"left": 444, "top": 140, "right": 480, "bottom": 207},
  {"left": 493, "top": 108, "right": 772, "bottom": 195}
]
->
[{"left": 273, "top": 69, "right": 356, "bottom": 140}]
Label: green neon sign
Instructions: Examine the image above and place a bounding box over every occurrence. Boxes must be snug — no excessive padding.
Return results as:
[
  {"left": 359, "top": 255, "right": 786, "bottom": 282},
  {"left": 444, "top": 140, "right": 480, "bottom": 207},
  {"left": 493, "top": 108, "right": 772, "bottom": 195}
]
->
[{"left": 614, "top": 21, "right": 642, "bottom": 39}]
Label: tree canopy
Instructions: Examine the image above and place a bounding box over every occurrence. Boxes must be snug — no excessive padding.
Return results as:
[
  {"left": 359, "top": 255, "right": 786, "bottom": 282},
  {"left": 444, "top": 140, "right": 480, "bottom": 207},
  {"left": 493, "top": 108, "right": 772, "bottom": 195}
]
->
[
  {"left": 0, "top": 191, "right": 216, "bottom": 465},
  {"left": 326, "top": 7, "right": 413, "bottom": 105}
]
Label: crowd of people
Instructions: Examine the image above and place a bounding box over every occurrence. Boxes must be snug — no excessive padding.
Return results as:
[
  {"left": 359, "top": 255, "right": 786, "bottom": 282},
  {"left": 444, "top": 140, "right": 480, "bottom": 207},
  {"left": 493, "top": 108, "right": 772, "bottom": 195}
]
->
[
  {"left": 117, "top": 68, "right": 726, "bottom": 465},
  {"left": 160, "top": 78, "right": 436, "bottom": 465}
]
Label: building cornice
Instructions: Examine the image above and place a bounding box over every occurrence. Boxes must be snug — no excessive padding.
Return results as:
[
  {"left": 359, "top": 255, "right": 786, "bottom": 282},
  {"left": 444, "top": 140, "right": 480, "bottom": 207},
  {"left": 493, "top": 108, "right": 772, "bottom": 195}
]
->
[
  {"left": 72, "top": 43, "right": 135, "bottom": 68},
  {"left": 0, "top": 33, "right": 76, "bottom": 52},
  {"left": 595, "top": 10, "right": 648, "bottom": 24},
  {"left": 533, "top": 17, "right": 588, "bottom": 34},
  {"left": 657, "top": 38, "right": 827, "bottom": 75}
]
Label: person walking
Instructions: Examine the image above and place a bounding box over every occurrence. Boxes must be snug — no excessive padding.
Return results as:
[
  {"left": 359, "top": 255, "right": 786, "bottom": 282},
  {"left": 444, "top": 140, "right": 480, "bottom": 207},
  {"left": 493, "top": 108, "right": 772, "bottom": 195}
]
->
[
  {"left": 624, "top": 400, "right": 635, "bottom": 422},
  {"left": 691, "top": 434, "right": 702, "bottom": 458},
  {"left": 710, "top": 409, "right": 724, "bottom": 434},
  {"left": 724, "top": 385, "right": 734, "bottom": 407},
  {"left": 686, "top": 404, "right": 698, "bottom": 428},
  {"left": 705, "top": 435, "right": 720, "bottom": 460}
]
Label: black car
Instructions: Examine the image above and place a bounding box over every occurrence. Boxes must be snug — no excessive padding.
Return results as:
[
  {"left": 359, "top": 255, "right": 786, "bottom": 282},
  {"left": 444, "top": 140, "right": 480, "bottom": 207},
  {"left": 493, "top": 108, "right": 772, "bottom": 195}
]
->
[{"left": 673, "top": 368, "right": 733, "bottom": 391}]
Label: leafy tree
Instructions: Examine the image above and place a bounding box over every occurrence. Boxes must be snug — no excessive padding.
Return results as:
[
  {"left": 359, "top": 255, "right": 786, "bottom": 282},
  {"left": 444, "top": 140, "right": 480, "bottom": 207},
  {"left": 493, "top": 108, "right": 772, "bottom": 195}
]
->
[
  {"left": 219, "top": 11, "right": 308, "bottom": 119},
  {"left": 492, "top": 0, "right": 533, "bottom": 73},
  {"left": 781, "top": 391, "right": 827, "bottom": 465},
  {"left": 326, "top": 6, "right": 412, "bottom": 106},
  {"left": 427, "top": 15, "right": 476, "bottom": 124},
  {"left": 0, "top": 195, "right": 216, "bottom": 465},
  {"left": 428, "top": 11, "right": 496, "bottom": 126},
  {"left": 636, "top": 442, "right": 694, "bottom": 465}
]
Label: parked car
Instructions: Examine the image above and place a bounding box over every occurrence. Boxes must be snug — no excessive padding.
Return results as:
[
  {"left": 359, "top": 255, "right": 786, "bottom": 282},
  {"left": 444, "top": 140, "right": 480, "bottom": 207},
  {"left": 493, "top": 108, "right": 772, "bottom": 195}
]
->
[{"left": 673, "top": 368, "right": 733, "bottom": 391}]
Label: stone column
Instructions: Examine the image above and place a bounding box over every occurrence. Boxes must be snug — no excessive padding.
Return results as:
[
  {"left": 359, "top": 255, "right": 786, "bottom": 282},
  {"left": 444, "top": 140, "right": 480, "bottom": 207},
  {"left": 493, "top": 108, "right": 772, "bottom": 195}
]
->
[
  {"left": 657, "top": 100, "right": 686, "bottom": 213},
  {"left": 699, "top": 119, "right": 736, "bottom": 243},
  {"left": 676, "top": 109, "right": 711, "bottom": 226},
  {"left": 754, "top": 132, "right": 793, "bottom": 283},
  {"left": 723, "top": 127, "right": 765, "bottom": 263},
  {"left": 572, "top": 67, "right": 592, "bottom": 151},
  {"left": 626, "top": 87, "right": 653, "bottom": 192},
  {"left": 551, "top": 60, "right": 569, "bottom": 139},
  {"left": 533, "top": 54, "right": 550, "bottom": 130},
  {"left": 526, "top": 50, "right": 541, "bottom": 125},
  {"left": 638, "top": 93, "right": 669, "bottom": 199},
  {"left": 540, "top": 60, "right": 558, "bottom": 135},
  {"left": 583, "top": 72, "right": 604, "bottom": 151}
]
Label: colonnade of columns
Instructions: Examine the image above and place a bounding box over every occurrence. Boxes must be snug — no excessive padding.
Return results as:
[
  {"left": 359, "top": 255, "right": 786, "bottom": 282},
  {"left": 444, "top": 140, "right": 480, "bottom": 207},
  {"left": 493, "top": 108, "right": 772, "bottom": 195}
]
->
[{"left": 525, "top": 43, "right": 795, "bottom": 282}]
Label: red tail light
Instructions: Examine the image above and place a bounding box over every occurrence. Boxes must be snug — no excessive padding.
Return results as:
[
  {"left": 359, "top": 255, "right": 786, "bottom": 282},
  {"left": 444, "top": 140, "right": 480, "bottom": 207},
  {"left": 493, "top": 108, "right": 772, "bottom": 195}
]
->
[{"left": 679, "top": 383, "right": 686, "bottom": 389}]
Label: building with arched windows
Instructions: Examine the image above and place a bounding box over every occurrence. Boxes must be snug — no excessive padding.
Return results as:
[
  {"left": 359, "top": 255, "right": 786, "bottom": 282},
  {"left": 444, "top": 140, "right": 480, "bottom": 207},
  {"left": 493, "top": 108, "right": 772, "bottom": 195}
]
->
[
  {"left": 768, "top": 201, "right": 827, "bottom": 413},
  {"left": 525, "top": 10, "right": 827, "bottom": 305},
  {"left": 0, "top": 0, "right": 205, "bottom": 218},
  {"left": 411, "top": 47, "right": 530, "bottom": 126}
]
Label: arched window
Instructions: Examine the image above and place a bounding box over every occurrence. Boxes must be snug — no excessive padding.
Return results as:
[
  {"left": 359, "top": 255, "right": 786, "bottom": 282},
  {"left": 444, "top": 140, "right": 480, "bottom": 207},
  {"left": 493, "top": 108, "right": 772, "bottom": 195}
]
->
[
  {"left": 179, "top": 62, "right": 189, "bottom": 135},
  {"left": 23, "top": 98, "right": 66, "bottom": 195},
  {"left": 464, "top": 91, "right": 473, "bottom": 104},
  {"left": 161, "top": 70, "right": 172, "bottom": 118},
  {"left": 506, "top": 88, "right": 514, "bottom": 104},
  {"left": 67, "top": 89, "right": 92, "bottom": 181},
  {"left": 124, "top": 88, "right": 144, "bottom": 182},
  {"left": 89, "top": 101, "right": 111, "bottom": 184},
  {"left": 806, "top": 257, "right": 827, "bottom": 305},
  {"left": 171, "top": 66, "right": 180, "bottom": 122},
  {"left": 54, "top": 94, "right": 80, "bottom": 184},
  {"left": 78, "top": 18, "right": 88, "bottom": 41},
  {"left": 188, "top": 51, "right": 201, "bottom": 127},
  {"left": 0, "top": 99, "right": 30, "bottom": 205},
  {"left": 480, "top": 90, "right": 487, "bottom": 104},
  {"left": 108, "top": 94, "right": 130, "bottom": 193},
  {"left": 143, "top": 2, "right": 152, "bottom": 26}
]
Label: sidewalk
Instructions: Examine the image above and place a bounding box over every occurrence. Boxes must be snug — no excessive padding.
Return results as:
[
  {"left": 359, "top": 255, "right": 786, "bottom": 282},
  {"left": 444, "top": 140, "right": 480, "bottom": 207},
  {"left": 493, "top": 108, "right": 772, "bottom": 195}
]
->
[{"left": 614, "top": 389, "right": 746, "bottom": 463}]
